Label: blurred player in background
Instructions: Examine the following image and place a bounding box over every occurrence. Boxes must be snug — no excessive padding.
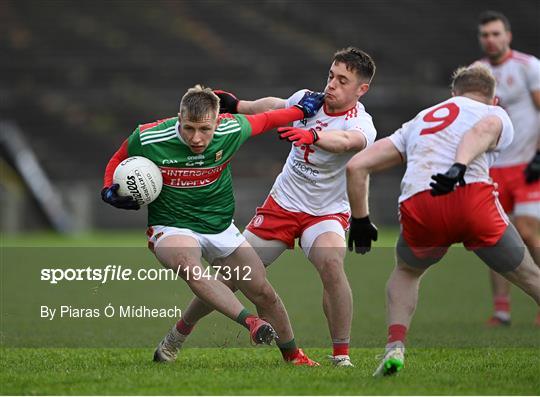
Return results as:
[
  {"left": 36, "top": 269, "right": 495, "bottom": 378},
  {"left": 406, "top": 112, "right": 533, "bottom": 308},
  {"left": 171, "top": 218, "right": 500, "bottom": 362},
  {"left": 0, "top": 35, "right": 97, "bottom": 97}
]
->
[
  {"left": 347, "top": 65, "right": 540, "bottom": 376},
  {"left": 475, "top": 10, "right": 540, "bottom": 326},
  {"left": 165, "top": 47, "right": 378, "bottom": 367},
  {"left": 102, "top": 85, "right": 324, "bottom": 366}
]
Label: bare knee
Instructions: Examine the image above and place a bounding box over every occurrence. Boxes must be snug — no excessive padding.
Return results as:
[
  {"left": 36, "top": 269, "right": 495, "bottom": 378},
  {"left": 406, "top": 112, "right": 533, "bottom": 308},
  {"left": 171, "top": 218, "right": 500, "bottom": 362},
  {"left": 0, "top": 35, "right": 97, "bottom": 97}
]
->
[
  {"left": 248, "top": 281, "right": 278, "bottom": 307},
  {"left": 316, "top": 256, "right": 347, "bottom": 288},
  {"left": 163, "top": 252, "right": 200, "bottom": 281}
]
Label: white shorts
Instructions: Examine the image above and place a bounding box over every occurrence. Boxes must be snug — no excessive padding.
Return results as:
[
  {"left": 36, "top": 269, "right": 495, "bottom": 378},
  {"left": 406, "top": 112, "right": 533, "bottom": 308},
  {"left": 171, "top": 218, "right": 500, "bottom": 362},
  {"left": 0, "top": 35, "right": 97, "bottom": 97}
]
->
[{"left": 147, "top": 222, "right": 246, "bottom": 264}]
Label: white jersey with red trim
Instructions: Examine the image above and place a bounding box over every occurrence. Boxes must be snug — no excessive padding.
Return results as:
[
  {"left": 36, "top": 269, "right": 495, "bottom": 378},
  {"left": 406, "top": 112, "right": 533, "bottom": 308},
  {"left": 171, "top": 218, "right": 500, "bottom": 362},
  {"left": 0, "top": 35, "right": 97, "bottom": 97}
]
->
[
  {"left": 478, "top": 50, "right": 540, "bottom": 167},
  {"left": 389, "top": 96, "right": 514, "bottom": 203},
  {"left": 270, "top": 89, "right": 377, "bottom": 216}
]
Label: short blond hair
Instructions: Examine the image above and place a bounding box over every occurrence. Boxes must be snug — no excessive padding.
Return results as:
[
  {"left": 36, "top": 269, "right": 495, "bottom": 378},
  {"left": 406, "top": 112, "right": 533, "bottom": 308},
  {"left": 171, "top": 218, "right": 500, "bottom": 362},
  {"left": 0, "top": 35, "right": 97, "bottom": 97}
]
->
[
  {"left": 451, "top": 65, "right": 496, "bottom": 99},
  {"left": 179, "top": 85, "right": 219, "bottom": 121}
]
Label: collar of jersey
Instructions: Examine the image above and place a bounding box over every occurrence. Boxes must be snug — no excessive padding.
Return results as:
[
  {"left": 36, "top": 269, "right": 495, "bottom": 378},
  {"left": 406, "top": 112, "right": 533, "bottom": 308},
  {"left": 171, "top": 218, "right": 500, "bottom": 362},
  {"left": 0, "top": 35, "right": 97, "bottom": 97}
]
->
[{"left": 323, "top": 102, "right": 356, "bottom": 117}]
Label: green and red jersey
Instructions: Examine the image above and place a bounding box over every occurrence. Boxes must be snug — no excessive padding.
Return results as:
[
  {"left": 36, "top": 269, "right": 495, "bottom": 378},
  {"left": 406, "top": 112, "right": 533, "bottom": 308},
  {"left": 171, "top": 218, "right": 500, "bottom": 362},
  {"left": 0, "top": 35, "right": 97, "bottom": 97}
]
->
[{"left": 103, "top": 107, "right": 304, "bottom": 234}]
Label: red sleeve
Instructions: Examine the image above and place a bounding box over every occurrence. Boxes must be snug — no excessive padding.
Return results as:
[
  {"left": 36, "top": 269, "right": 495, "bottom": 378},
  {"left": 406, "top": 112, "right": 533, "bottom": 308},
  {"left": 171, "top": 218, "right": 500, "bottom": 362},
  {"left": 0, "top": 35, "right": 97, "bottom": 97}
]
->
[
  {"left": 103, "top": 139, "right": 129, "bottom": 188},
  {"left": 245, "top": 107, "right": 304, "bottom": 136}
]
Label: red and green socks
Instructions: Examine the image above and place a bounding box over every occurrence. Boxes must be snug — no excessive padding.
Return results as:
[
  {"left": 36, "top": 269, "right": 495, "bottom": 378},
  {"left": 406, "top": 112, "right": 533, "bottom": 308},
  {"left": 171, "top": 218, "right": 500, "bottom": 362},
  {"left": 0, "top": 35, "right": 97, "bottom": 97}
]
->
[
  {"left": 235, "top": 308, "right": 257, "bottom": 329},
  {"left": 277, "top": 338, "right": 300, "bottom": 361}
]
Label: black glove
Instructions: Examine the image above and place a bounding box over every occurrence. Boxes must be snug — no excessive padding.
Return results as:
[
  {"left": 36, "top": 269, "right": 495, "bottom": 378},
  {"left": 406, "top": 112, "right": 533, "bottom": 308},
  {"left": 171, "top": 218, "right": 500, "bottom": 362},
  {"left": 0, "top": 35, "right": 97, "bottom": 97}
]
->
[
  {"left": 294, "top": 91, "right": 325, "bottom": 118},
  {"left": 524, "top": 150, "right": 540, "bottom": 184},
  {"left": 347, "top": 216, "right": 378, "bottom": 254},
  {"left": 430, "top": 163, "right": 467, "bottom": 196},
  {"left": 101, "top": 184, "right": 140, "bottom": 210},
  {"left": 214, "top": 90, "right": 239, "bottom": 114}
]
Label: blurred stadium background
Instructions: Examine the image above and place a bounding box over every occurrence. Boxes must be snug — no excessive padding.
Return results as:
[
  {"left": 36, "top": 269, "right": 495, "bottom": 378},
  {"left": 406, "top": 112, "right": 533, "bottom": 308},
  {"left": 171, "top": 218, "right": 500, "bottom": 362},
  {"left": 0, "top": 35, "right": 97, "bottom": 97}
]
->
[{"left": 1, "top": 0, "right": 539, "bottom": 234}]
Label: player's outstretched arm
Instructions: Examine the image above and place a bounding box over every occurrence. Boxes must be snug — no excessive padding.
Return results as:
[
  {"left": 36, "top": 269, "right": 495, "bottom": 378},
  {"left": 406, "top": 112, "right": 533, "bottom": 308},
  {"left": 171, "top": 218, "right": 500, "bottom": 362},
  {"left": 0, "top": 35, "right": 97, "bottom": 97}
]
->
[
  {"left": 239, "top": 97, "right": 287, "bottom": 114},
  {"left": 346, "top": 138, "right": 402, "bottom": 253},
  {"left": 246, "top": 92, "right": 324, "bottom": 136},
  {"left": 213, "top": 89, "right": 286, "bottom": 114}
]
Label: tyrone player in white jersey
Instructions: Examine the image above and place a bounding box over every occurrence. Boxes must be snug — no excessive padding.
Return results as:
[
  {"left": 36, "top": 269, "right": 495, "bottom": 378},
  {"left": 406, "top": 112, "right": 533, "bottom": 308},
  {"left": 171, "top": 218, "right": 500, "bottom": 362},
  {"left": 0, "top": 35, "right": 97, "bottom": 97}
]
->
[
  {"left": 347, "top": 65, "right": 540, "bottom": 376},
  {"left": 156, "top": 47, "right": 378, "bottom": 367},
  {"left": 475, "top": 11, "right": 540, "bottom": 327},
  {"left": 348, "top": 65, "right": 540, "bottom": 376}
]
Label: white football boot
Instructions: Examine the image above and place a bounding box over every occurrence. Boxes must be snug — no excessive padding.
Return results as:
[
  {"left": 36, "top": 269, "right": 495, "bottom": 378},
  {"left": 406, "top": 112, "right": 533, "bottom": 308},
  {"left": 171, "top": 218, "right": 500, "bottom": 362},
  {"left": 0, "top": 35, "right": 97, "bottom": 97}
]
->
[
  {"left": 373, "top": 342, "right": 405, "bottom": 376},
  {"left": 153, "top": 325, "right": 187, "bottom": 362},
  {"left": 327, "top": 355, "right": 355, "bottom": 367}
]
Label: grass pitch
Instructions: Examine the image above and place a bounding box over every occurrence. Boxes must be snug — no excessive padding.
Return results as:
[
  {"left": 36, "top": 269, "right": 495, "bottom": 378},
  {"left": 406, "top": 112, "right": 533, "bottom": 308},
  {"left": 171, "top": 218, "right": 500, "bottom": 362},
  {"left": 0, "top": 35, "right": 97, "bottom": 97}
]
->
[
  {"left": 1, "top": 231, "right": 539, "bottom": 395},
  {"left": 1, "top": 347, "right": 538, "bottom": 395}
]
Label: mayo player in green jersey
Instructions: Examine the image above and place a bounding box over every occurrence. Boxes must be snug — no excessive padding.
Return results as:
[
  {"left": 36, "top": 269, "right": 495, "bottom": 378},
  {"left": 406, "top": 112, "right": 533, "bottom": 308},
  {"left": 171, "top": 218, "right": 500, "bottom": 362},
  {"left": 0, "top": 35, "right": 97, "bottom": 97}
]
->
[{"left": 101, "top": 85, "right": 323, "bottom": 366}]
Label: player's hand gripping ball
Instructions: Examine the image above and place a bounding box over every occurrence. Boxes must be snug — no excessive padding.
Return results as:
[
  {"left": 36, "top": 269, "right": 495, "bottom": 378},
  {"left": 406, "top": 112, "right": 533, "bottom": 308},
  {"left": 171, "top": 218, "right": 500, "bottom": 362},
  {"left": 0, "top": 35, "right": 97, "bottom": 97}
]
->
[
  {"left": 101, "top": 184, "right": 140, "bottom": 210},
  {"left": 103, "top": 156, "right": 163, "bottom": 209}
]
